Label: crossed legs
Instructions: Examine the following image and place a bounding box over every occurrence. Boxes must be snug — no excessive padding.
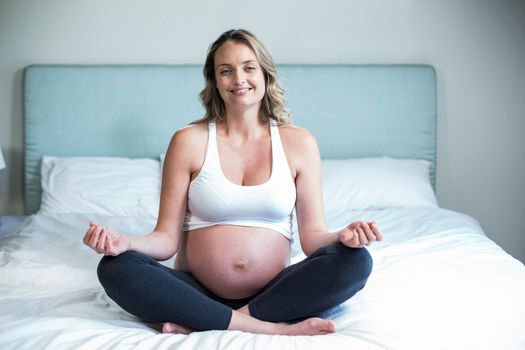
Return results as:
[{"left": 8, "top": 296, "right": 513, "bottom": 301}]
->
[{"left": 97, "top": 243, "right": 373, "bottom": 335}]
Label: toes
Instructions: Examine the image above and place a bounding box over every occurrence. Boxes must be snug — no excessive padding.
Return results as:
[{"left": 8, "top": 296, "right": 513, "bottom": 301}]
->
[
  {"left": 325, "top": 320, "right": 336, "bottom": 333},
  {"left": 162, "top": 322, "right": 193, "bottom": 334},
  {"left": 162, "top": 323, "right": 175, "bottom": 333},
  {"left": 293, "top": 318, "right": 336, "bottom": 336},
  {"left": 311, "top": 318, "right": 336, "bottom": 335}
]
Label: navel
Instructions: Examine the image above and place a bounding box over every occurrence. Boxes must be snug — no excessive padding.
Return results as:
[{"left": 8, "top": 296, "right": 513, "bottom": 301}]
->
[{"left": 233, "top": 258, "right": 248, "bottom": 270}]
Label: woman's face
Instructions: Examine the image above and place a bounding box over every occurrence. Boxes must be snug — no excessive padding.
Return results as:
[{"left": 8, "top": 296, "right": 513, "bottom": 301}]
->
[{"left": 214, "top": 41, "right": 266, "bottom": 112}]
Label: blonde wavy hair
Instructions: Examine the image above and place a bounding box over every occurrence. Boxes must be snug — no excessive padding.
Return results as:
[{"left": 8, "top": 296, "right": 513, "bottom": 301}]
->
[{"left": 195, "top": 29, "right": 291, "bottom": 124}]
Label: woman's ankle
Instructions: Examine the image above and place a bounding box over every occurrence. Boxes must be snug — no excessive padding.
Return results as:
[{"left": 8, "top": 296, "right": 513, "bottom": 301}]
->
[{"left": 237, "top": 304, "right": 250, "bottom": 315}]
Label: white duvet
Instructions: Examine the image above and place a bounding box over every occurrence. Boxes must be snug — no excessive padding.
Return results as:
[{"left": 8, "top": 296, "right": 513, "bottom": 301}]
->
[{"left": 1, "top": 208, "right": 524, "bottom": 350}]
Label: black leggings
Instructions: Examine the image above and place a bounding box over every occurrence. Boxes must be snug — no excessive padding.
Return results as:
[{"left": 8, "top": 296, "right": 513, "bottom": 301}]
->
[{"left": 97, "top": 243, "right": 373, "bottom": 331}]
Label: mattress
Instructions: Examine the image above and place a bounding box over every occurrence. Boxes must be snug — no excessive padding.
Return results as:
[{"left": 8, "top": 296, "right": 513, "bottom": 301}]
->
[{"left": 1, "top": 208, "right": 524, "bottom": 350}]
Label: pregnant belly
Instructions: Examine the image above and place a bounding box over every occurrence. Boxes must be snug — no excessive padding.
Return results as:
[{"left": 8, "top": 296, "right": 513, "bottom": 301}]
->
[{"left": 176, "top": 225, "right": 291, "bottom": 299}]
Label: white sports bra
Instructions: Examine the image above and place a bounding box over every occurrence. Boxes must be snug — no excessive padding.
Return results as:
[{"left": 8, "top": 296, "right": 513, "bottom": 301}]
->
[{"left": 183, "top": 119, "right": 296, "bottom": 240}]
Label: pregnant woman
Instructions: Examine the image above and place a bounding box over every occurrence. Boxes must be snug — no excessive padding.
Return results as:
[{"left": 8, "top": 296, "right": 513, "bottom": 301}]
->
[{"left": 83, "top": 28, "right": 382, "bottom": 336}]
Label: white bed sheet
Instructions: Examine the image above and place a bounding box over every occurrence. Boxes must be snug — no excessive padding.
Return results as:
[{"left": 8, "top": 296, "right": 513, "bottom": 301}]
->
[{"left": 1, "top": 208, "right": 524, "bottom": 350}]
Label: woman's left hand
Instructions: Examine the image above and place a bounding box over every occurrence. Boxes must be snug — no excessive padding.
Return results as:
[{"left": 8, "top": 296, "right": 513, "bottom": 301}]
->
[{"left": 338, "top": 221, "right": 383, "bottom": 248}]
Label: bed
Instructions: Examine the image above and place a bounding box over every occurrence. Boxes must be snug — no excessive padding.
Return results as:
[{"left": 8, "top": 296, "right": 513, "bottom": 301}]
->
[{"left": 1, "top": 64, "right": 524, "bottom": 349}]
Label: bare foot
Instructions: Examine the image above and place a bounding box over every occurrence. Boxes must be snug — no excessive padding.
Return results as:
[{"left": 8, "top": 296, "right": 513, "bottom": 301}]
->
[
  {"left": 162, "top": 322, "right": 193, "bottom": 335},
  {"left": 278, "top": 317, "right": 336, "bottom": 336},
  {"left": 229, "top": 309, "right": 336, "bottom": 336}
]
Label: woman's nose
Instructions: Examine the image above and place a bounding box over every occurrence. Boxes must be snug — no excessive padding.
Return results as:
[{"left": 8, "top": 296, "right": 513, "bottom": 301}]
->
[{"left": 233, "top": 69, "right": 246, "bottom": 84}]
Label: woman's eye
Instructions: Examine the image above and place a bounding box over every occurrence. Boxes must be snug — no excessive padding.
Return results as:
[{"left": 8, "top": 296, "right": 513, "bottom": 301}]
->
[
  {"left": 220, "top": 69, "right": 231, "bottom": 75},
  {"left": 246, "top": 66, "right": 256, "bottom": 71}
]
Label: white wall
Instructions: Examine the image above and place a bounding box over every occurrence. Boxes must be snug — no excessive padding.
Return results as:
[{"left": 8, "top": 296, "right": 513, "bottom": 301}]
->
[{"left": 1, "top": 0, "right": 524, "bottom": 262}]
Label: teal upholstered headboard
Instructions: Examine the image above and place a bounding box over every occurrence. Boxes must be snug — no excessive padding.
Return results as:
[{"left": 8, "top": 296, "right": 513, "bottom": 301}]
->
[{"left": 24, "top": 64, "right": 437, "bottom": 214}]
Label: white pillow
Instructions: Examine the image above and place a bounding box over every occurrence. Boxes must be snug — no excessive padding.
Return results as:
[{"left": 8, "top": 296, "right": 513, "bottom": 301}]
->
[
  {"left": 40, "top": 156, "right": 161, "bottom": 218},
  {"left": 322, "top": 157, "right": 438, "bottom": 211}
]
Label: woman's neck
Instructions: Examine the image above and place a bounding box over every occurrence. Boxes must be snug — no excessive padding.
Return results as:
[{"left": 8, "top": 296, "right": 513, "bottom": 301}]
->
[{"left": 221, "top": 106, "right": 267, "bottom": 140}]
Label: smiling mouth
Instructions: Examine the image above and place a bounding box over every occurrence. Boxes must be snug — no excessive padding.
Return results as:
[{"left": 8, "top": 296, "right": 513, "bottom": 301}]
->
[{"left": 230, "top": 88, "right": 253, "bottom": 95}]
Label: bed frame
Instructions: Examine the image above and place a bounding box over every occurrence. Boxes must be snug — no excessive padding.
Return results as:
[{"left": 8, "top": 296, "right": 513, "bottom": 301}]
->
[{"left": 24, "top": 64, "right": 437, "bottom": 214}]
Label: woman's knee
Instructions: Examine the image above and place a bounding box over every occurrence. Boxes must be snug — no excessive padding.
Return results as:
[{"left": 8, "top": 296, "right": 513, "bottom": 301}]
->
[
  {"left": 330, "top": 243, "right": 373, "bottom": 282},
  {"left": 97, "top": 251, "right": 149, "bottom": 288},
  {"left": 304, "top": 243, "right": 374, "bottom": 306}
]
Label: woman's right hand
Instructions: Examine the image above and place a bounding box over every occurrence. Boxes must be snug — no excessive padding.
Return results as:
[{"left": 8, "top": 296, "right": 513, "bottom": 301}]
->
[{"left": 83, "top": 222, "right": 131, "bottom": 256}]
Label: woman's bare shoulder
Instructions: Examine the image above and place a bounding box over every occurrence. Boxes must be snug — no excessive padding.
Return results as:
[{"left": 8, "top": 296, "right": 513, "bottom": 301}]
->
[
  {"left": 173, "top": 122, "right": 208, "bottom": 141},
  {"left": 166, "top": 122, "right": 208, "bottom": 163},
  {"left": 278, "top": 123, "right": 319, "bottom": 150},
  {"left": 277, "top": 123, "right": 320, "bottom": 175}
]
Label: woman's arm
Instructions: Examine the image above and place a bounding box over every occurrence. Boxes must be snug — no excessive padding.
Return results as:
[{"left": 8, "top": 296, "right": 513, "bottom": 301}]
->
[
  {"left": 83, "top": 125, "right": 205, "bottom": 261},
  {"left": 84, "top": 223, "right": 178, "bottom": 261},
  {"left": 284, "top": 127, "right": 382, "bottom": 256}
]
